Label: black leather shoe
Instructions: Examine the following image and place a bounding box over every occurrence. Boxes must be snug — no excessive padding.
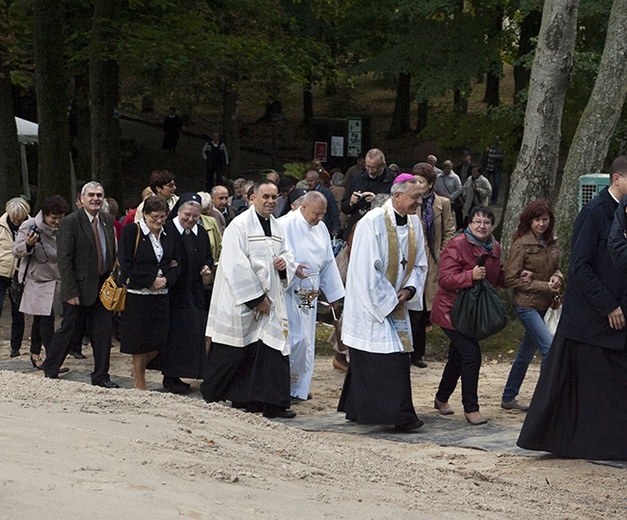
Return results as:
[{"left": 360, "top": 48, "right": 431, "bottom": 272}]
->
[
  {"left": 394, "top": 419, "right": 425, "bottom": 433},
  {"left": 10, "top": 349, "right": 20, "bottom": 358},
  {"left": 163, "top": 376, "right": 191, "bottom": 394},
  {"left": 71, "top": 352, "right": 87, "bottom": 359},
  {"left": 263, "top": 409, "right": 297, "bottom": 419},
  {"left": 58, "top": 367, "right": 70, "bottom": 374},
  {"left": 411, "top": 357, "right": 428, "bottom": 368},
  {"left": 92, "top": 379, "right": 120, "bottom": 389},
  {"left": 245, "top": 402, "right": 263, "bottom": 413}
]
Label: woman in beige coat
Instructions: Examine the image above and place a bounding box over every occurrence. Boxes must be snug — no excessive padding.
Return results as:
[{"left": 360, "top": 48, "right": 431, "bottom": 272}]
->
[
  {"left": 408, "top": 163, "right": 456, "bottom": 367},
  {"left": 13, "top": 195, "right": 70, "bottom": 369},
  {"left": 0, "top": 197, "right": 30, "bottom": 357}
]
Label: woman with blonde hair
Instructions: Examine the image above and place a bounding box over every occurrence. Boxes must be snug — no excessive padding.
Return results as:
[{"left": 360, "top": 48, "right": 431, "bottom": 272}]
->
[{"left": 0, "top": 197, "right": 30, "bottom": 357}]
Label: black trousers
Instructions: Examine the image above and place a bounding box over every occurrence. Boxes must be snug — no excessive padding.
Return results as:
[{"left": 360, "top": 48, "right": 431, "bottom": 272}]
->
[
  {"left": 41, "top": 299, "right": 113, "bottom": 382},
  {"left": 206, "top": 166, "right": 225, "bottom": 192},
  {"left": 435, "top": 328, "right": 482, "bottom": 413},
  {"left": 409, "top": 308, "right": 429, "bottom": 362},
  {"left": 0, "top": 275, "right": 25, "bottom": 351},
  {"left": 30, "top": 313, "right": 55, "bottom": 356}
]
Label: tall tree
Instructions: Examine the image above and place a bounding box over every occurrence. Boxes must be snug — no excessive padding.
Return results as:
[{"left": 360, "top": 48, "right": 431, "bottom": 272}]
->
[
  {"left": 0, "top": 0, "right": 23, "bottom": 203},
  {"left": 388, "top": 72, "right": 412, "bottom": 138},
  {"left": 501, "top": 0, "right": 580, "bottom": 256},
  {"left": 555, "top": 0, "right": 627, "bottom": 263},
  {"left": 90, "top": 0, "right": 121, "bottom": 195},
  {"left": 0, "top": 65, "right": 21, "bottom": 204},
  {"left": 34, "top": 0, "right": 71, "bottom": 207}
]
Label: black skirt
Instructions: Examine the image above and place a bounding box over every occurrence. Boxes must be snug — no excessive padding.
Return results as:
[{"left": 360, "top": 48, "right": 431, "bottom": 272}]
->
[
  {"left": 200, "top": 341, "right": 257, "bottom": 403},
  {"left": 338, "top": 348, "right": 418, "bottom": 426},
  {"left": 161, "top": 304, "right": 208, "bottom": 379},
  {"left": 120, "top": 293, "right": 169, "bottom": 355},
  {"left": 517, "top": 334, "right": 627, "bottom": 461},
  {"left": 249, "top": 342, "right": 291, "bottom": 409}
]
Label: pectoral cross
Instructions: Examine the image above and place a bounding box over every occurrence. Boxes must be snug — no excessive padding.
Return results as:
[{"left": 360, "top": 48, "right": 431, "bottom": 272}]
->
[{"left": 400, "top": 256, "right": 408, "bottom": 269}]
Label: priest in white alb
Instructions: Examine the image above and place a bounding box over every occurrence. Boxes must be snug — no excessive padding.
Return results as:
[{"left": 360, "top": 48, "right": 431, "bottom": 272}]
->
[
  {"left": 280, "top": 191, "right": 345, "bottom": 402},
  {"left": 338, "top": 174, "right": 428, "bottom": 432},
  {"left": 201, "top": 180, "right": 302, "bottom": 419}
]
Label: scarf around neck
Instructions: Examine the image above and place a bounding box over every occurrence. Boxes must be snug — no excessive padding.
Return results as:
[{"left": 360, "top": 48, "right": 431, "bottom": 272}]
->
[{"left": 463, "top": 227, "right": 495, "bottom": 253}]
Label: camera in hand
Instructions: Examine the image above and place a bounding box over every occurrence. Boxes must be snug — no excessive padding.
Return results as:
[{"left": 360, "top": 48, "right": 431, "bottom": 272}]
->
[{"left": 30, "top": 224, "right": 42, "bottom": 235}]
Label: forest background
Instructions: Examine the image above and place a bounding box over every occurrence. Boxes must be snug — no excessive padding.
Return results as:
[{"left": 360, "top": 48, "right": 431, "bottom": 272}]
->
[{"left": 1, "top": 0, "right": 627, "bottom": 263}]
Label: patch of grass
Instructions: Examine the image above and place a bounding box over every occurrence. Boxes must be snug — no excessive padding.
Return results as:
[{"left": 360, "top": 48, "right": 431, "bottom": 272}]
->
[{"left": 315, "top": 316, "right": 526, "bottom": 361}]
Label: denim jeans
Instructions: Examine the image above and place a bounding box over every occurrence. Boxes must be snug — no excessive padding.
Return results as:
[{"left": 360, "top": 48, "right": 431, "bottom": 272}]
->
[{"left": 502, "top": 306, "right": 553, "bottom": 402}]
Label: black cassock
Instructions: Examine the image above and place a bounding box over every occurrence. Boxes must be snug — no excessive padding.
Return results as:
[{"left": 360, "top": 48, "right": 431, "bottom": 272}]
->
[{"left": 161, "top": 220, "right": 213, "bottom": 379}]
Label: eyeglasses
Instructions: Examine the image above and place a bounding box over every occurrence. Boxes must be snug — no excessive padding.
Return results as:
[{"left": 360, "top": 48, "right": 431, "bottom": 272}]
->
[
  {"left": 470, "top": 220, "right": 492, "bottom": 227},
  {"left": 401, "top": 192, "right": 423, "bottom": 201},
  {"left": 164, "top": 181, "right": 176, "bottom": 188},
  {"left": 147, "top": 214, "right": 167, "bottom": 221}
]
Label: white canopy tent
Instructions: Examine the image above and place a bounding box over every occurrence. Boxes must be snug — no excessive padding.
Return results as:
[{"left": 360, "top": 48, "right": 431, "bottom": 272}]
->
[
  {"left": 15, "top": 117, "right": 76, "bottom": 201},
  {"left": 15, "top": 117, "right": 38, "bottom": 199}
]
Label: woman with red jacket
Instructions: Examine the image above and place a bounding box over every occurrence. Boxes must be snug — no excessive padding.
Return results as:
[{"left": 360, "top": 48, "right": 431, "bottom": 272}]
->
[{"left": 430, "top": 206, "right": 505, "bottom": 425}]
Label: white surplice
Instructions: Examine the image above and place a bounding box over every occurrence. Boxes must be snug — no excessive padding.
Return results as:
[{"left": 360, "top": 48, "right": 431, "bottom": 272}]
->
[
  {"left": 341, "top": 200, "right": 428, "bottom": 354},
  {"left": 279, "top": 209, "right": 345, "bottom": 399},
  {"left": 206, "top": 206, "right": 296, "bottom": 355}
]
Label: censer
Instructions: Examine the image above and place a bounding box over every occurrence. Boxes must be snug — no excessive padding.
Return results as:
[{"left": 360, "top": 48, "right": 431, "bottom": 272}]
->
[{"left": 294, "top": 277, "right": 319, "bottom": 309}]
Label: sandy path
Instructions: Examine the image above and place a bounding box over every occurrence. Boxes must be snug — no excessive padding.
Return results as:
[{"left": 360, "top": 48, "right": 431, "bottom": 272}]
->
[{"left": 1, "top": 342, "right": 625, "bottom": 519}]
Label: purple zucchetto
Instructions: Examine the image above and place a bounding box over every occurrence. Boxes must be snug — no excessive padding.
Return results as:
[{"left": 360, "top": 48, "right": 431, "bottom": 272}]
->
[{"left": 393, "top": 173, "right": 415, "bottom": 184}]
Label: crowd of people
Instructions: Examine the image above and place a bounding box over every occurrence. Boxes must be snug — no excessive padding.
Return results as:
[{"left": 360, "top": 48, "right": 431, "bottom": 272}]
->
[{"left": 2, "top": 147, "right": 626, "bottom": 461}]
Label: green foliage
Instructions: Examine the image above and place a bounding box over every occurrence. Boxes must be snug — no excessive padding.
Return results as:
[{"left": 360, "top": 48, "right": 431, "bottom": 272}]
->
[
  {"left": 419, "top": 104, "right": 524, "bottom": 169},
  {"left": 282, "top": 161, "right": 310, "bottom": 181}
]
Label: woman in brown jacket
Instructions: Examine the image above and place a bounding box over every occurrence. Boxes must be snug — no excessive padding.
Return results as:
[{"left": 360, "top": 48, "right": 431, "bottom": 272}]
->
[{"left": 501, "top": 200, "right": 563, "bottom": 410}]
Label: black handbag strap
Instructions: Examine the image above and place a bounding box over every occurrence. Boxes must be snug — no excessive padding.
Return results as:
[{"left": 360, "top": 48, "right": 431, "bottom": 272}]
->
[
  {"left": 17, "top": 252, "right": 33, "bottom": 284},
  {"left": 111, "top": 223, "right": 141, "bottom": 274}
]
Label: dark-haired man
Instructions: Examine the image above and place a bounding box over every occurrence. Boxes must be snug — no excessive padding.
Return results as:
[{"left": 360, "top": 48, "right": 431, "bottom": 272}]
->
[{"left": 202, "top": 180, "right": 305, "bottom": 419}]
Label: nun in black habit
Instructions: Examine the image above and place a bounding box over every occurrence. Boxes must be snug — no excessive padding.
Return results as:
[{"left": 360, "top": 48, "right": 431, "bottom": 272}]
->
[{"left": 160, "top": 192, "right": 214, "bottom": 393}]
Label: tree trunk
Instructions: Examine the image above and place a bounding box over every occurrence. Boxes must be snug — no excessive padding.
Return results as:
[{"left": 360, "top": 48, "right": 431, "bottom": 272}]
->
[
  {"left": 483, "top": 7, "right": 503, "bottom": 108},
  {"left": 69, "top": 74, "right": 92, "bottom": 188},
  {"left": 89, "top": 0, "right": 121, "bottom": 199},
  {"left": 387, "top": 73, "right": 412, "bottom": 138},
  {"left": 501, "top": 0, "right": 579, "bottom": 258},
  {"left": 453, "top": 89, "right": 468, "bottom": 114},
  {"left": 222, "top": 85, "right": 240, "bottom": 179},
  {"left": 416, "top": 98, "right": 428, "bottom": 133},
  {"left": 303, "top": 80, "right": 314, "bottom": 125},
  {"left": 555, "top": 0, "right": 627, "bottom": 266},
  {"left": 34, "top": 0, "right": 72, "bottom": 208},
  {"left": 0, "top": 64, "right": 22, "bottom": 205},
  {"left": 514, "top": 9, "right": 542, "bottom": 104},
  {"left": 484, "top": 70, "right": 500, "bottom": 107}
]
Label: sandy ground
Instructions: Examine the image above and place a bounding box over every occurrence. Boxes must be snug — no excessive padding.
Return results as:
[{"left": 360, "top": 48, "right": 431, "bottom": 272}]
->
[{"left": 1, "top": 315, "right": 625, "bottom": 520}]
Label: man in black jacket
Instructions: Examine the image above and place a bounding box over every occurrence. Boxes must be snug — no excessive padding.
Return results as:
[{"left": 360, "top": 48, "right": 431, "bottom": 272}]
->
[
  {"left": 340, "top": 148, "right": 395, "bottom": 239},
  {"left": 518, "top": 155, "right": 627, "bottom": 461}
]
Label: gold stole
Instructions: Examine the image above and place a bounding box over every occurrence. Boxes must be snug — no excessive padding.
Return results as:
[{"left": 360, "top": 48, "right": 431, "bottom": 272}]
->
[{"left": 383, "top": 204, "right": 418, "bottom": 352}]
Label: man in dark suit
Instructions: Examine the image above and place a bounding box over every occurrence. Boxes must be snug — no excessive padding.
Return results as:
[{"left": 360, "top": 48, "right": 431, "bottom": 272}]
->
[
  {"left": 212, "top": 185, "right": 237, "bottom": 228},
  {"left": 41, "top": 181, "right": 119, "bottom": 388},
  {"left": 305, "top": 170, "right": 341, "bottom": 237}
]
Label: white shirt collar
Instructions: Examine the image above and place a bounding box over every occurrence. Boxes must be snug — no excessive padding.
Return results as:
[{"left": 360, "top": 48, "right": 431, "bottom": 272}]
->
[
  {"left": 173, "top": 216, "right": 198, "bottom": 235},
  {"left": 140, "top": 218, "right": 166, "bottom": 238},
  {"left": 83, "top": 208, "right": 101, "bottom": 222}
]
